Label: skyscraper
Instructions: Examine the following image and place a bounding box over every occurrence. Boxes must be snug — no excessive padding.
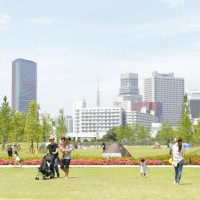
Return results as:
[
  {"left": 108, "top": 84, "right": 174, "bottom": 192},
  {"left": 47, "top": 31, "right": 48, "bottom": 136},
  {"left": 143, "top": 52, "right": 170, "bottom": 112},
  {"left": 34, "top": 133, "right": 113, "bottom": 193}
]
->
[
  {"left": 118, "top": 73, "right": 142, "bottom": 102},
  {"left": 12, "top": 58, "right": 37, "bottom": 114},
  {"left": 187, "top": 90, "right": 200, "bottom": 119},
  {"left": 144, "top": 71, "right": 184, "bottom": 126}
]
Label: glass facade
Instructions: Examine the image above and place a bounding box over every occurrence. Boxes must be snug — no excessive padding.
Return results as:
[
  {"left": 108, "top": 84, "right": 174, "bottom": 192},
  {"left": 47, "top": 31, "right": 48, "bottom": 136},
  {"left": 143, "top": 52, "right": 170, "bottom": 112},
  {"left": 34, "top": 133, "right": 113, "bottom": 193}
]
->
[{"left": 12, "top": 58, "right": 37, "bottom": 114}]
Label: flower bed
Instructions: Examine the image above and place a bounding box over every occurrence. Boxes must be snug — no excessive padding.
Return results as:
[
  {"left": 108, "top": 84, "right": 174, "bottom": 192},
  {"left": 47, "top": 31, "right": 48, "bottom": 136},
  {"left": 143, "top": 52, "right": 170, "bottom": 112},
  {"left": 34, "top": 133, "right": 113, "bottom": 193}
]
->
[{"left": 0, "top": 158, "right": 199, "bottom": 165}]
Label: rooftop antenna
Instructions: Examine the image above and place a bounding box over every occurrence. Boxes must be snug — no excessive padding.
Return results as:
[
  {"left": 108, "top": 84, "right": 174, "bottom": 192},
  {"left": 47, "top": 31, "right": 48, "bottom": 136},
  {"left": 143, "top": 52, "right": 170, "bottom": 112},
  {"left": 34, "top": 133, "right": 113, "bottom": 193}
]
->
[{"left": 97, "top": 78, "right": 100, "bottom": 107}]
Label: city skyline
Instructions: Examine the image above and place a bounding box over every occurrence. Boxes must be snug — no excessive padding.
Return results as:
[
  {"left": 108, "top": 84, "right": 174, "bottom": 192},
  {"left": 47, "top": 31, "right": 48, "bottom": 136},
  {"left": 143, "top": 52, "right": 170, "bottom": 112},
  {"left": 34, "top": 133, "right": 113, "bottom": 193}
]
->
[{"left": 0, "top": 0, "right": 200, "bottom": 117}]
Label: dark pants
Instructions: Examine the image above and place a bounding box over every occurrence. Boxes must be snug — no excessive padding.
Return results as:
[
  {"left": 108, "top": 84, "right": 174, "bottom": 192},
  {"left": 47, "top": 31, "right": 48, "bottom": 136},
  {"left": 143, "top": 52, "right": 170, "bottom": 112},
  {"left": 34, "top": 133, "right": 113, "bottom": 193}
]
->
[{"left": 50, "top": 156, "right": 59, "bottom": 177}]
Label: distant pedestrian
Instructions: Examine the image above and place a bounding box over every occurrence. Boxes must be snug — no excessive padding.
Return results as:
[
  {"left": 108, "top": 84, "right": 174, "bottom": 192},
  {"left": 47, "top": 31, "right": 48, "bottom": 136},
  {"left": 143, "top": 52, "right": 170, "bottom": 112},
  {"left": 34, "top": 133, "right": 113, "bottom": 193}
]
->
[
  {"left": 13, "top": 150, "right": 22, "bottom": 167},
  {"left": 168, "top": 140, "right": 173, "bottom": 155},
  {"left": 139, "top": 158, "right": 148, "bottom": 177},
  {"left": 172, "top": 137, "right": 185, "bottom": 185},
  {"left": 7, "top": 145, "right": 13, "bottom": 158},
  {"left": 101, "top": 141, "right": 106, "bottom": 151}
]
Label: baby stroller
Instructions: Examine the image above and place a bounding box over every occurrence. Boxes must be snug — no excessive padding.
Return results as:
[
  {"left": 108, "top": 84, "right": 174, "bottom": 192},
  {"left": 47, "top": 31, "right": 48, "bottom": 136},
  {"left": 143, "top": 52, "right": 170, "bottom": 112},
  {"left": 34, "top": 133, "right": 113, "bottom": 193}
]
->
[{"left": 35, "top": 154, "right": 53, "bottom": 180}]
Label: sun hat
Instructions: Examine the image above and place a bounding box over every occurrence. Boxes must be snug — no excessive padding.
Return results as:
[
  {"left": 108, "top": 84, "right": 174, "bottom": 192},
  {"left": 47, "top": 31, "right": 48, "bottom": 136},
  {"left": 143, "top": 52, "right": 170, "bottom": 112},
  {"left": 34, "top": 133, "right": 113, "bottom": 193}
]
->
[{"left": 49, "top": 135, "right": 55, "bottom": 140}]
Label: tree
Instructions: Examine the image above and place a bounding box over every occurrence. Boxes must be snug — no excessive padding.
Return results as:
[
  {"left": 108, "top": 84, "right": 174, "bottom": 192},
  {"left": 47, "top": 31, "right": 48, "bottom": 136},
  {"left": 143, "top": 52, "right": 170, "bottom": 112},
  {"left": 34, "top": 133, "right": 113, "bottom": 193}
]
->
[
  {"left": 40, "top": 113, "right": 53, "bottom": 142},
  {"left": 9, "top": 110, "right": 26, "bottom": 143},
  {"left": 115, "top": 125, "right": 125, "bottom": 142},
  {"left": 102, "top": 127, "right": 117, "bottom": 141},
  {"left": 0, "top": 96, "right": 12, "bottom": 143},
  {"left": 156, "top": 122, "right": 175, "bottom": 144},
  {"left": 55, "top": 108, "right": 67, "bottom": 139},
  {"left": 137, "top": 124, "right": 151, "bottom": 145},
  {"left": 193, "top": 117, "right": 200, "bottom": 143},
  {"left": 114, "top": 125, "right": 135, "bottom": 143},
  {"left": 131, "top": 123, "right": 141, "bottom": 144},
  {"left": 24, "top": 100, "right": 42, "bottom": 149},
  {"left": 177, "top": 94, "right": 193, "bottom": 143}
]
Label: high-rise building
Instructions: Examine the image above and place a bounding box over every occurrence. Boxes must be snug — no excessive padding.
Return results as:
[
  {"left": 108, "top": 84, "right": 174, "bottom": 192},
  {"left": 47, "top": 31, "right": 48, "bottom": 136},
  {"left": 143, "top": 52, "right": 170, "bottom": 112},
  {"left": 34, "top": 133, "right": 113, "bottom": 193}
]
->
[
  {"left": 187, "top": 90, "right": 200, "bottom": 119},
  {"left": 119, "top": 73, "right": 142, "bottom": 102},
  {"left": 144, "top": 71, "right": 184, "bottom": 126},
  {"left": 12, "top": 58, "right": 37, "bottom": 114},
  {"left": 65, "top": 115, "right": 73, "bottom": 133}
]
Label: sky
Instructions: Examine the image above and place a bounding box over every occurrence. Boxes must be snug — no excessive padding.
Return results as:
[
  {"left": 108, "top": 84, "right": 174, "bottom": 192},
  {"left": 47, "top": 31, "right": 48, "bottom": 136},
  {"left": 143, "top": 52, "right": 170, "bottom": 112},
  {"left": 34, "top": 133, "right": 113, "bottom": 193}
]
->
[{"left": 0, "top": 0, "right": 200, "bottom": 117}]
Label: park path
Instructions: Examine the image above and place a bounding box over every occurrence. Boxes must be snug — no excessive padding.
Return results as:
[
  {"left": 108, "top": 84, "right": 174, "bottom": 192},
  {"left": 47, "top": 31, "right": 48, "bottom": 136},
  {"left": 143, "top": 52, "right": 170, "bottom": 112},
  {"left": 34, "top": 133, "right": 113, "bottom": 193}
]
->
[{"left": 0, "top": 165, "right": 200, "bottom": 168}]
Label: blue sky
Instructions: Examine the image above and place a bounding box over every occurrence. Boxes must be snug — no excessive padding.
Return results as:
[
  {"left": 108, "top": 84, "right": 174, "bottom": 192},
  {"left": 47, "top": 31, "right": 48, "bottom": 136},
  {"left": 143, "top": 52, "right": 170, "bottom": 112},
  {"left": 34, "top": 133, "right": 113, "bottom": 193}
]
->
[{"left": 0, "top": 0, "right": 200, "bottom": 117}]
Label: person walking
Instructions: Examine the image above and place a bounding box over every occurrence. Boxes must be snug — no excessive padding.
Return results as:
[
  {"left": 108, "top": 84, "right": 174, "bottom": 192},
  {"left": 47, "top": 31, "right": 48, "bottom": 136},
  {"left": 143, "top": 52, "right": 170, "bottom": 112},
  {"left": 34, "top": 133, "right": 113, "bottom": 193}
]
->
[
  {"left": 7, "top": 145, "right": 13, "bottom": 158},
  {"left": 47, "top": 135, "right": 60, "bottom": 178},
  {"left": 13, "top": 150, "right": 22, "bottom": 167},
  {"left": 60, "top": 137, "right": 73, "bottom": 179},
  {"left": 101, "top": 141, "right": 106, "bottom": 151},
  {"left": 172, "top": 137, "right": 185, "bottom": 185},
  {"left": 139, "top": 158, "right": 148, "bottom": 177},
  {"left": 168, "top": 140, "right": 173, "bottom": 155}
]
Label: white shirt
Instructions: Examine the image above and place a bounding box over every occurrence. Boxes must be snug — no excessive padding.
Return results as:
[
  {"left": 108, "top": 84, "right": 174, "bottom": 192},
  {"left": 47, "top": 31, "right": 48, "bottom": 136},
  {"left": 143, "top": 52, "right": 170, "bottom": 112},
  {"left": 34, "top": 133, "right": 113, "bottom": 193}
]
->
[
  {"left": 140, "top": 162, "right": 147, "bottom": 173},
  {"left": 172, "top": 144, "right": 184, "bottom": 163}
]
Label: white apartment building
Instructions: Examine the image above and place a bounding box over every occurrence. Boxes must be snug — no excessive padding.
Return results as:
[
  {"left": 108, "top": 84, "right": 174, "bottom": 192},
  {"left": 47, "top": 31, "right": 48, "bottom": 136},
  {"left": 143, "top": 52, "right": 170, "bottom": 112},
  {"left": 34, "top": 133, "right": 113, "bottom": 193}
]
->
[
  {"left": 144, "top": 71, "right": 184, "bottom": 126},
  {"left": 73, "top": 100, "right": 125, "bottom": 140},
  {"left": 126, "top": 111, "right": 159, "bottom": 128}
]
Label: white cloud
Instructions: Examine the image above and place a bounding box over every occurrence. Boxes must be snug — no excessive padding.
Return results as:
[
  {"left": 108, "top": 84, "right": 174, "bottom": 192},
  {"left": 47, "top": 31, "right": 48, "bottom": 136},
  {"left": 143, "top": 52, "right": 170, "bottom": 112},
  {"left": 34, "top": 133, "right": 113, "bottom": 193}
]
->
[
  {"left": 120, "top": 15, "right": 200, "bottom": 40},
  {"left": 25, "top": 17, "right": 57, "bottom": 26},
  {"left": 0, "top": 14, "right": 11, "bottom": 29},
  {"left": 24, "top": 17, "right": 77, "bottom": 27},
  {"left": 160, "top": 0, "right": 186, "bottom": 7}
]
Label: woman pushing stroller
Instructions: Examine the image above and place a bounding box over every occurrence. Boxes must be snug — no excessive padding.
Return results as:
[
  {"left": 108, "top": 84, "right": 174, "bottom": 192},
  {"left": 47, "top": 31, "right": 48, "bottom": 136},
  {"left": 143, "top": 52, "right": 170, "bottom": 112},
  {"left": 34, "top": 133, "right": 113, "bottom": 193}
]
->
[{"left": 47, "top": 135, "right": 60, "bottom": 178}]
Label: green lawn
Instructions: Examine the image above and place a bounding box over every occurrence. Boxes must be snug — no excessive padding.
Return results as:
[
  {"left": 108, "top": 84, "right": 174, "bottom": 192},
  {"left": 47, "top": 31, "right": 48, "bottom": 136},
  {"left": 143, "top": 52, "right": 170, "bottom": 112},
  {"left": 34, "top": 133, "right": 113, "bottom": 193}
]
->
[
  {"left": 1, "top": 143, "right": 200, "bottom": 160},
  {"left": 0, "top": 167, "right": 199, "bottom": 200}
]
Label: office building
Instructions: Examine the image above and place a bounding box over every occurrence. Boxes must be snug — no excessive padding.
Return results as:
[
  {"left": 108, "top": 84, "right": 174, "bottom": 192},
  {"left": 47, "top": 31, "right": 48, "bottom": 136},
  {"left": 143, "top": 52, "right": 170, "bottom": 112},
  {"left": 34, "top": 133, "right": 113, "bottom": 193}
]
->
[
  {"left": 118, "top": 73, "right": 142, "bottom": 102},
  {"left": 144, "top": 71, "right": 184, "bottom": 126},
  {"left": 187, "top": 90, "right": 200, "bottom": 119},
  {"left": 132, "top": 101, "right": 163, "bottom": 122},
  {"left": 110, "top": 96, "right": 132, "bottom": 112},
  {"left": 12, "top": 58, "right": 37, "bottom": 114},
  {"left": 65, "top": 116, "right": 73, "bottom": 133}
]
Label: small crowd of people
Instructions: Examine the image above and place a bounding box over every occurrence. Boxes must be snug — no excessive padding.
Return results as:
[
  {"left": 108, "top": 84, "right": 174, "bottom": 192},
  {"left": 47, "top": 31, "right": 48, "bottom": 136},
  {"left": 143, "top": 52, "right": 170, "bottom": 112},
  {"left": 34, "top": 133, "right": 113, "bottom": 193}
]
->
[
  {"left": 7, "top": 144, "right": 22, "bottom": 167},
  {"left": 47, "top": 135, "right": 185, "bottom": 184},
  {"left": 47, "top": 135, "right": 73, "bottom": 179}
]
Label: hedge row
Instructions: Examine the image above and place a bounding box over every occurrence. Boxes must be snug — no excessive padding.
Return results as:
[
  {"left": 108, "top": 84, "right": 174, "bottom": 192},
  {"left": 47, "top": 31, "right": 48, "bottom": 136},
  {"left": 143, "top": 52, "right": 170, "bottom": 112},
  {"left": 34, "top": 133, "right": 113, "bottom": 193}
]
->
[{"left": 0, "top": 156, "right": 200, "bottom": 165}]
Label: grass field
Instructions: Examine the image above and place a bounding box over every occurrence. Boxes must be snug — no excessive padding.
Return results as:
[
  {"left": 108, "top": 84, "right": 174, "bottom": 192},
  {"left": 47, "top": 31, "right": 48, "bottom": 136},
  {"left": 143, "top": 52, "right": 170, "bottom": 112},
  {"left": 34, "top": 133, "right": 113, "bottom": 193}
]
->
[
  {"left": 0, "top": 167, "right": 199, "bottom": 200},
  {"left": 1, "top": 142, "right": 200, "bottom": 160}
]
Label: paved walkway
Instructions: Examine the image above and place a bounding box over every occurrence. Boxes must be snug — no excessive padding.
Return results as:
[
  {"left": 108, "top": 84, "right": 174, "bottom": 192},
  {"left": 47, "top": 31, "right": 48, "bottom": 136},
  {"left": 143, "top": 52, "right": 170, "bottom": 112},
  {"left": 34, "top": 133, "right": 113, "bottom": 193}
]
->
[{"left": 0, "top": 165, "right": 200, "bottom": 168}]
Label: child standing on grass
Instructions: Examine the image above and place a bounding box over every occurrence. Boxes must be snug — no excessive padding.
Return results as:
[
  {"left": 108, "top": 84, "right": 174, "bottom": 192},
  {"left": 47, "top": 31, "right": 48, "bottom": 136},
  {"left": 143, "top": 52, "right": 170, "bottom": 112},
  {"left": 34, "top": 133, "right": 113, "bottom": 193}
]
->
[
  {"left": 13, "top": 150, "right": 22, "bottom": 167},
  {"left": 139, "top": 158, "right": 148, "bottom": 177}
]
